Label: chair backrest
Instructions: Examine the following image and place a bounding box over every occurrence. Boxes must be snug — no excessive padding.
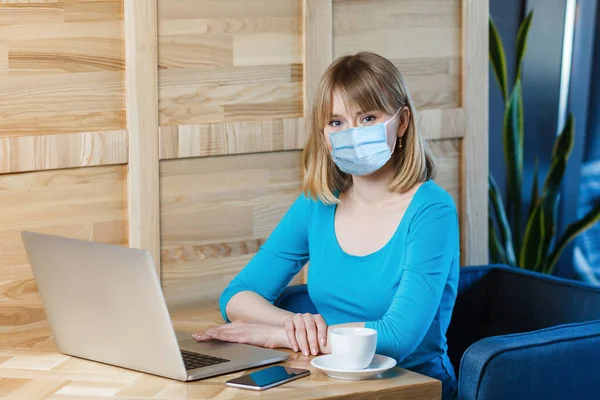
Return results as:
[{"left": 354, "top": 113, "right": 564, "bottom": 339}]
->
[
  {"left": 490, "top": 267, "right": 600, "bottom": 333},
  {"left": 446, "top": 266, "right": 496, "bottom": 373},
  {"left": 446, "top": 265, "right": 600, "bottom": 374}
]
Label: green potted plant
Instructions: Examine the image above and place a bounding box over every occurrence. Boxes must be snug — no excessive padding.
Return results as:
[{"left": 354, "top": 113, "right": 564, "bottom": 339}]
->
[{"left": 489, "top": 12, "right": 600, "bottom": 274}]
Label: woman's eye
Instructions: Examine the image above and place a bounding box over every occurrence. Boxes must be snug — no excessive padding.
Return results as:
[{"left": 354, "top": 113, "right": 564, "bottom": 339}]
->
[
  {"left": 329, "top": 120, "right": 342, "bottom": 127},
  {"left": 361, "top": 115, "right": 377, "bottom": 124}
]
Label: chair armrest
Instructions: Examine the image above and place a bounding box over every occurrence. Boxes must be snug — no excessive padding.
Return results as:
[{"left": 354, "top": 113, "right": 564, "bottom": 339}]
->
[
  {"left": 274, "top": 284, "right": 318, "bottom": 314},
  {"left": 458, "top": 320, "right": 600, "bottom": 400}
]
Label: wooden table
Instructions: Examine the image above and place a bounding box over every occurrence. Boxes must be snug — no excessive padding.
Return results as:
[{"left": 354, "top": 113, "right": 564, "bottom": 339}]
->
[{"left": 0, "top": 310, "right": 441, "bottom": 399}]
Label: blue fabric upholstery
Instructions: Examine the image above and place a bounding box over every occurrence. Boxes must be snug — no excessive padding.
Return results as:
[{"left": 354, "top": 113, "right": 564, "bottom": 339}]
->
[{"left": 274, "top": 265, "right": 600, "bottom": 400}]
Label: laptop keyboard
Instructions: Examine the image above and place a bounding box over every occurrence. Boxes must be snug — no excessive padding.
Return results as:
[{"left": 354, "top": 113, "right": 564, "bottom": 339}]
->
[{"left": 181, "top": 350, "right": 229, "bottom": 370}]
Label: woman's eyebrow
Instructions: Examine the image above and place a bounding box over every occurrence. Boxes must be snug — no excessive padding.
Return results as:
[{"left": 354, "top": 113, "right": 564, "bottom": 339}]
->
[{"left": 331, "top": 111, "right": 366, "bottom": 118}]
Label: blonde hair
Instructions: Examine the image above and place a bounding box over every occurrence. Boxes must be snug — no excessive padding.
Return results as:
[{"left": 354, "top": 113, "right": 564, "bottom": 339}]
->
[{"left": 302, "top": 51, "right": 436, "bottom": 204}]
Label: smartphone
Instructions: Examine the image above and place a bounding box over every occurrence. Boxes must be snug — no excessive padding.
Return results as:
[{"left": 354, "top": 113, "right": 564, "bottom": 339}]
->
[{"left": 225, "top": 365, "right": 310, "bottom": 391}]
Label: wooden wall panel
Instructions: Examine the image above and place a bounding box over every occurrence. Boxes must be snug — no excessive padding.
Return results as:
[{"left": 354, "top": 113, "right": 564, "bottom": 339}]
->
[
  {"left": 0, "top": 130, "right": 128, "bottom": 174},
  {"left": 461, "top": 0, "right": 489, "bottom": 265},
  {"left": 0, "top": 166, "right": 128, "bottom": 335},
  {"left": 0, "top": 2, "right": 64, "bottom": 24},
  {"left": 157, "top": 0, "right": 303, "bottom": 127},
  {"left": 0, "top": 1, "right": 125, "bottom": 138},
  {"left": 64, "top": 0, "right": 123, "bottom": 22},
  {"left": 0, "top": 42, "right": 7, "bottom": 77},
  {"left": 0, "top": 0, "right": 488, "bottom": 328},
  {"left": 333, "top": 0, "right": 461, "bottom": 110},
  {"left": 429, "top": 139, "right": 461, "bottom": 212},
  {"left": 124, "top": 0, "right": 161, "bottom": 271},
  {"left": 159, "top": 118, "right": 307, "bottom": 159},
  {"left": 304, "top": 0, "right": 333, "bottom": 117},
  {"left": 160, "top": 152, "right": 305, "bottom": 311}
]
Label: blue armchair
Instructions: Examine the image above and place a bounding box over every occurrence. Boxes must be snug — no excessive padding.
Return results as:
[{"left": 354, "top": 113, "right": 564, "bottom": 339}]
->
[{"left": 274, "top": 265, "right": 600, "bottom": 400}]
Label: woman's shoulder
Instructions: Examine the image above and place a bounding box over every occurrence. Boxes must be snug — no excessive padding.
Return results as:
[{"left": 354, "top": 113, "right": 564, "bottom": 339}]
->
[
  {"left": 414, "top": 179, "right": 457, "bottom": 210},
  {"left": 290, "top": 192, "right": 331, "bottom": 216}
]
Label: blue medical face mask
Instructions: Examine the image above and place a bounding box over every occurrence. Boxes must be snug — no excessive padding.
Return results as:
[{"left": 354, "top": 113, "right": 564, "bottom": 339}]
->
[{"left": 328, "top": 109, "right": 401, "bottom": 176}]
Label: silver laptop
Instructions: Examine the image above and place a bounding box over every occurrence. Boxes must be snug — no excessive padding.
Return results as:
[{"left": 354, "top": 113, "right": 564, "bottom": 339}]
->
[{"left": 21, "top": 231, "right": 288, "bottom": 381}]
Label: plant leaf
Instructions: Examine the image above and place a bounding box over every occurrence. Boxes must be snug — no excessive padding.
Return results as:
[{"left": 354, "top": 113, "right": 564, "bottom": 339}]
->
[
  {"left": 520, "top": 202, "right": 546, "bottom": 271},
  {"left": 545, "top": 202, "right": 600, "bottom": 274},
  {"left": 489, "top": 215, "right": 508, "bottom": 264},
  {"left": 528, "top": 157, "right": 540, "bottom": 217},
  {"left": 515, "top": 11, "right": 533, "bottom": 83},
  {"left": 551, "top": 114, "right": 575, "bottom": 161},
  {"left": 489, "top": 17, "right": 509, "bottom": 102},
  {"left": 540, "top": 192, "right": 561, "bottom": 270},
  {"left": 489, "top": 174, "right": 517, "bottom": 265},
  {"left": 536, "top": 116, "right": 574, "bottom": 269},
  {"left": 539, "top": 156, "right": 567, "bottom": 265},
  {"left": 504, "top": 80, "right": 524, "bottom": 253}
]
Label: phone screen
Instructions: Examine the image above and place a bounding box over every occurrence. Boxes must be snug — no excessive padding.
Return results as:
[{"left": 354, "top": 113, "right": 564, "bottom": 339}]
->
[{"left": 226, "top": 366, "right": 309, "bottom": 389}]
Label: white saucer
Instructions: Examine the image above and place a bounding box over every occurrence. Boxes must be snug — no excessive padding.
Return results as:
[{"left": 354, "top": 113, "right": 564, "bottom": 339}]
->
[{"left": 311, "top": 354, "right": 397, "bottom": 380}]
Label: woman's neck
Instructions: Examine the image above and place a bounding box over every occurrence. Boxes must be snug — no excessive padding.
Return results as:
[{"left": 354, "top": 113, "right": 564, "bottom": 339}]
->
[{"left": 347, "top": 162, "right": 401, "bottom": 206}]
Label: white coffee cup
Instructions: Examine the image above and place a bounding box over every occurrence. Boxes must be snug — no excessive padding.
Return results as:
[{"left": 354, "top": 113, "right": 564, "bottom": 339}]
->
[{"left": 328, "top": 327, "right": 377, "bottom": 370}]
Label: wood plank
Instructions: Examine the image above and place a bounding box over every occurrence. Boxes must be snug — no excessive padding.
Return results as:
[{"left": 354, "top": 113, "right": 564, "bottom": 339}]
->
[
  {"left": 0, "top": 22, "right": 123, "bottom": 41},
  {"left": 232, "top": 32, "right": 301, "bottom": 66},
  {"left": 303, "top": 0, "right": 333, "bottom": 116},
  {"left": 124, "top": 0, "right": 161, "bottom": 271},
  {"left": 429, "top": 139, "right": 461, "bottom": 209},
  {"left": 8, "top": 38, "right": 124, "bottom": 75},
  {"left": 0, "top": 130, "right": 128, "bottom": 174},
  {"left": 206, "top": 17, "right": 301, "bottom": 34},
  {"left": 63, "top": 0, "right": 123, "bottom": 22},
  {"left": 158, "top": 34, "right": 233, "bottom": 69},
  {"left": 160, "top": 152, "right": 304, "bottom": 311},
  {"left": 417, "top": 108, "right": 465, "bottom": 140},
  {"left": 334, "top": 28, "right": 460, "bottom": 61},
  {"left": 333, "top": 0, "right": 458, "bottom": 30},
  {"left": 159, "top": 82, "right": 302, "bottom": 126},
  {"left": 461, "top": 0, "right": 489, "bottom": 265},
  {"left": 405, "top": 72, "right": 460, "bottom": 110},
  {"left": 159, "top": 64, "right": 302, "bottom": 87},
  {"left": 158, "top": 18, "right": 208, "bottom": 36},
  {"left": 159, "top": 17, "right": 301, "bottom": 35},
  {"left": 0, "top": 41, "right": 7, "bottom": 76},
  {"left": 158, "top": 118, "right": 307, "bottom": 159},
  {"left": 0, "top": 2, "right": 64, "bottom": 24},
  {"left": 0, "top": 166, "right": 128, "bottom": 332},
  {"left": 158, "top": 0, "right": 301, "bottom": 20},
  {"left": 0, "top": 72, "right": 125, "bottom": 137},
  {"left": 223, "top": 101, "right": 303, "bottom": 120},
  {"left": 393, "top": 57, "right": 461, "bottom": 76}
]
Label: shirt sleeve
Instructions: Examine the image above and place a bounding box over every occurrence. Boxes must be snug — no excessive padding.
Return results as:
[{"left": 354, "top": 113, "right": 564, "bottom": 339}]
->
[
  {"left": 364, "top": 200, "right": 459, "bottom": 362},
  {"left": 219, "top": 194, "right": 311, "bottom": 322}
]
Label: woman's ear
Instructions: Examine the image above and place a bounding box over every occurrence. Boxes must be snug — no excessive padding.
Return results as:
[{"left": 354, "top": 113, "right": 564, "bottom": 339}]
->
[{"left": 397, "top": 106, "right": 410, "bottom": 137}]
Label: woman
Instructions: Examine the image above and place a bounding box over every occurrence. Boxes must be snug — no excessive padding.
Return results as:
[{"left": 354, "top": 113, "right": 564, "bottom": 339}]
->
[{"left": 193, "top": 51, "right": 459, "bottom": 399}]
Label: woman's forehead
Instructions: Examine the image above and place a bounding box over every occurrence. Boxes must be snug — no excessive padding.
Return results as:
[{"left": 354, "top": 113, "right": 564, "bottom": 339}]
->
[{"left": 330, "top": 91, "right": 365, "bottom": 115}]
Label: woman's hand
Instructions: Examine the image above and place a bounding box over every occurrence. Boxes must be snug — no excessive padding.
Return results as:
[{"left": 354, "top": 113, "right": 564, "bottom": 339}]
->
[
  {"left": 282, "top": 313, "right": 328, "bottom": 356},
  {"left": 192, "top": 321, "right": 289, "bottom": 349}
]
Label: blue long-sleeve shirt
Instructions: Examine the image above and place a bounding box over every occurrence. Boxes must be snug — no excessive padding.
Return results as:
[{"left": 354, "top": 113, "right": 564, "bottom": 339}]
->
[{"left": 219, "top": 179, "right": 459, "bottom": 378}]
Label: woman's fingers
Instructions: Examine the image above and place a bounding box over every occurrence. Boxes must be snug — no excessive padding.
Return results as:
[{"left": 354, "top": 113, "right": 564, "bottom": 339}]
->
[
  {"left": 315, "top": 314, "right": 328, "bottom": 346},
  {"left": 292, "top": 314, "right": 310, "bottom": 356},
  {"left": 192, "top": 322, "right": 241, "bottom": 341},
  {"left": 283, "top": 316, "right": 299, "bottom": 352},
  {"left": 192, "top": 331, "right": 210, "bottom": 341},
  {"left": 303, "top": 313, "right": 319, "bottom": 355}
]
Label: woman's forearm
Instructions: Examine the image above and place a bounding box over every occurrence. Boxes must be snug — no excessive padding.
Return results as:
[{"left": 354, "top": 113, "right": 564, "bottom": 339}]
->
[{"left": 225, "top": 291, "right": 292, "bottom": 326}]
